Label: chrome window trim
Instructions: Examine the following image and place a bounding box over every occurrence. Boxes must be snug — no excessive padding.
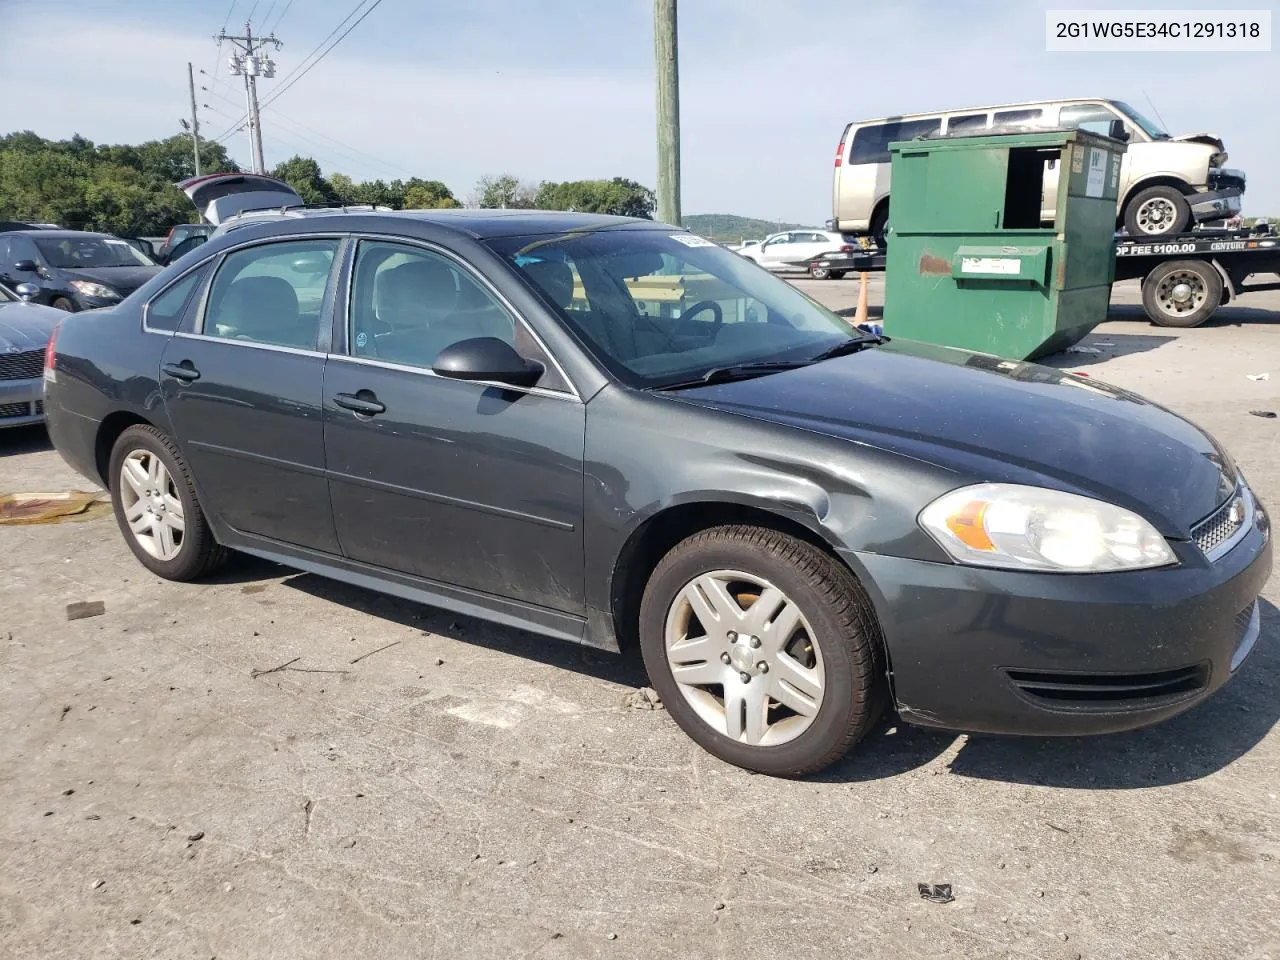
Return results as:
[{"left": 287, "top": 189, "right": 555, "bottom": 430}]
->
[
  {"left": 325, "top": 351, "right": 581, "bottom": 403},
  {"left": 170, "top": 330, "right": 327, "bottom": 359},
  {"left": 348, "top": 234, "right": 582, "bottom": 401}
]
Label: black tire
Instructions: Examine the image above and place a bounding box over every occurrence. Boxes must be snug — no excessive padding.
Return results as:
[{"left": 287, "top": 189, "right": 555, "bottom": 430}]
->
[
  {"left": 830, "top": 270, "right": 847, "bottom": 280},
  {"left": 869, "top": 203, "right": 890, "bottom": 250},
  {"left": 108, "top": 424, "right": 228, "bottom": 581},
  {"left": 51, "top": 297, "right": 76, "bottom": 312},
  {"left": 1123, "top": 185, "right": 1191, "bottom": 237},
  {"left": 638, "top": 525, "right": 884, "bottom": 777},
  {"left": 808, "top": 263, "right": 831, "bottom": 280},
  {"left": 1141, "top": 259, "right": 1223, "bottom": 328}
]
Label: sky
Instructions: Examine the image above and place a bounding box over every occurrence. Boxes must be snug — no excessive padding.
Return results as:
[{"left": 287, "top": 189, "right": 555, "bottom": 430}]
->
[{"left": 3, "top": 0, "right": 1276, "bottom": 223}]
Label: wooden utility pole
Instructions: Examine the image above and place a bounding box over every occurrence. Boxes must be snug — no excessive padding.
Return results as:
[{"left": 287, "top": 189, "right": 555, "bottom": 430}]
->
[
  {"left": 186, "top": 62, "right": 202, "bottom": 177},
  {"left": 654, "top": 0, "right": 681, "bottom": 226}
]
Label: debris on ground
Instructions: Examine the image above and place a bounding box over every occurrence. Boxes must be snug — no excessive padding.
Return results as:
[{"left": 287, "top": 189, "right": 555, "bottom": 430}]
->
[
  {"left": 624, "top": 686, "right": 664, "bottom": 710},
  {"left": 917, "top": 882, "right": 955, "bottom": 904},
  {"left": 1250, "top": 410, "right": 1278, "bottom": 419},
  {"left": 65, "top": 601, "right": 106, "bottom": 621},
  {"left": 349, "top": 640, "right": 401, "bottom": 665},
  {"left": 1246, "top": 372, "right": 1271, "bottom": 381},
  {"left": 0, "top": 491, "right": 109, "bottom": 525},
  {"left": 1065, "top": 345, "right": 1101, "bottom": 354},
  {"left": 186, "top": 831, "right": 204, "bottom": 842}
]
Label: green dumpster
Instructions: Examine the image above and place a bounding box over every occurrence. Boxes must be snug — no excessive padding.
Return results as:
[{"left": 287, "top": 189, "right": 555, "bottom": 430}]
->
[{"left": 882, "top": 129, "right": 1126, "bottom": 359}]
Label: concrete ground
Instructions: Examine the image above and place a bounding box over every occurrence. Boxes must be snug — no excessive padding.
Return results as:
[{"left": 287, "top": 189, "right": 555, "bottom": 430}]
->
[{"left": 2, "top": 280, "right": 1277, "bottom": 960}]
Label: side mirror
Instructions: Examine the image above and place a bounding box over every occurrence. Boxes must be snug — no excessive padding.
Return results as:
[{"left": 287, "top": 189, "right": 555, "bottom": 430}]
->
[
  {"left": 433, "top": 337, "right": 544, "bottom": 388},
  {"left": 14, "top": 282, "right": 38, "bottom": 301},
  {"left": 14, "top": 259, "right": 37, "bottom": 273}
]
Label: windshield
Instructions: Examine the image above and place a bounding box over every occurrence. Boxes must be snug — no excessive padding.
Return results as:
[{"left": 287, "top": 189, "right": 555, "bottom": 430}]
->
[
  {"left": 488, "top": 229, "right": 857, "bottom": 388},
  {"left": 34, "top": 235, "right": 156, "bottom": 268},
  {"left": 1111, "top": 101, "right": 1170, "bottom": 139}
]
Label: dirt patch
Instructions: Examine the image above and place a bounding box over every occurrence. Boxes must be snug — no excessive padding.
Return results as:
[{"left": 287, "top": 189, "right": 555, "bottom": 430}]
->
[{"left": 0, "top": 491, "right": 109, "bottom": 525}]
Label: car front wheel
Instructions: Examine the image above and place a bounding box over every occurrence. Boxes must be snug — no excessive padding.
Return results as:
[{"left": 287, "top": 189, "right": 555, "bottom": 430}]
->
[
  {"left": 639, "top": 525, "right": 883, "bottom": 776},
  {"left": 109, "top": 425, "right": 227, "bottom": 581}
]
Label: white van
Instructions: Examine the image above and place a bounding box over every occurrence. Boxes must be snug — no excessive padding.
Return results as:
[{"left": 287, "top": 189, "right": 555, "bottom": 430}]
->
[{"left": 830, "top": 98, "right": 1245, "bottom": 241}]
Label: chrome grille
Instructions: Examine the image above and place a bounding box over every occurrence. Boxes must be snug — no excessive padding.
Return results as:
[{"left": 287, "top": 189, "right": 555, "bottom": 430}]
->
[
  {"left": 1192, "top": 491, "right": 1248, "bottom": 559},
  {"left": 0, "top": 349, "right": 43, "bottom": 381}
]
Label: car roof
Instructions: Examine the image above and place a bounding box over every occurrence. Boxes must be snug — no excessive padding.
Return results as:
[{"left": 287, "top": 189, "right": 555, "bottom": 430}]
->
[
  {"left": 223, "top": 208, "right": 669, "bottom": 240},
  {"left": 6, "top": 230, "right": 115, "bottom": 240}
]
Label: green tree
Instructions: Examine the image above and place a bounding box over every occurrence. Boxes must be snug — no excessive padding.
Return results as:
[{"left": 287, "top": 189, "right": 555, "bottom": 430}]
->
[
  {"left": 472, "top": 173, "right": 536, "bottom": 209},
  {"left": 270, "top": 155, "right": 336, "bottom": 205},
  {"left": 535, "top": 177, "right": 655, "bottom": 218},
  {"left": 402, "top": 178, "right": 459, "bottom": 209}
]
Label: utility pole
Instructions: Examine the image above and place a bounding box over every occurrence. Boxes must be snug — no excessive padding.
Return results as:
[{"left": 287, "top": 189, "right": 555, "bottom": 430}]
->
[
  {"left": 216, "top": 22, "right": 281, "bottom": 174},
  {"left": 185, "top": 62, "right": 202, "bottom": 177},
  {"left": 654, "top": 0, "right": 681, "bottom": 226}
]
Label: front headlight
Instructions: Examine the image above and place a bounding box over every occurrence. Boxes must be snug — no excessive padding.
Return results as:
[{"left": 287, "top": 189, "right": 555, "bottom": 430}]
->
[
  {"left": 919, "top": 483, "right": 1176, "bottom": 573},
  {"left": 68, "top": 280, "right": 120, "bottom": 300}
]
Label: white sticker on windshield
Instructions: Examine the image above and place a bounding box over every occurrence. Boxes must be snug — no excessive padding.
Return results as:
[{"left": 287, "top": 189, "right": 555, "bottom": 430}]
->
[{"left": 669, "top": 233, "right": 715, "bottom": 248}]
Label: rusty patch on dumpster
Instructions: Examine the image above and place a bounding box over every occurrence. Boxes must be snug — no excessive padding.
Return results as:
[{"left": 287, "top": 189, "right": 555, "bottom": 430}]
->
[
  {"left": 0, "top": 491, "right": 110, "bottom": 525},
  {"left": 919, "top": 254, "right": 951, "bottom": 276}
]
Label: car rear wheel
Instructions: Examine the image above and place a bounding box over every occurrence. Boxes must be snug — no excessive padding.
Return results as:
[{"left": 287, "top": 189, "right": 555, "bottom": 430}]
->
[
  {"left": 639, "top": 525, "right": 883, "bottom": 776},
  {"left": 109, "top": 425, "right": 227, "bottom": 581},
  {"left": 809, "top": 263, "right": 831, "bottom": 280}
]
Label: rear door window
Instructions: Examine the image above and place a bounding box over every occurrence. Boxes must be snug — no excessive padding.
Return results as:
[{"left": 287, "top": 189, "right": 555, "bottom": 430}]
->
[
  {"left": 947, "top": 113, "right": 989, "bottom": 134},
  {"left": 145, "top": 264, "right": 211, "bottom": 332},
  {"left": 201, "top": 239, "right": 339, "bottom": 350},
  {"left": 992, "top": 108, "right": 1044, "bottom": 129},
  {"left": 849, "top": 118, "right": 941, "bottom": 164}
]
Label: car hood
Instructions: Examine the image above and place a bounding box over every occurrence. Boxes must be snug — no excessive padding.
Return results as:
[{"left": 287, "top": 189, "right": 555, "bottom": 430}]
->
[
  {"left": 1172, "top": 132, "right": 1227, "bottom": 164},
  {"left": 671, "top": 341, "right": 1236, "bottom": 537},
  {"left": 0, "top": 301, "right": 64, "bottom": 351},
  {"left": 61, "top": 266, "right": 162, "bottom": 296}
]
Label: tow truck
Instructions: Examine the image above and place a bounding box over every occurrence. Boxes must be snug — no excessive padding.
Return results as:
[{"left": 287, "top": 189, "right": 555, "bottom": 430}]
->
[{"left": 806, "top": 224, "right": 1279, "bottom": 328}]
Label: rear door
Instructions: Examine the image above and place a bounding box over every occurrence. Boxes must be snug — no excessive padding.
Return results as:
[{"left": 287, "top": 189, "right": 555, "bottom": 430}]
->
[{"left": 160, "top": 236, "right": 343, "bottom": 553}]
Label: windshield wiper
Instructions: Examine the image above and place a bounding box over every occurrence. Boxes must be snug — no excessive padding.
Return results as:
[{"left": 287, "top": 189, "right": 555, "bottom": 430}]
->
[
  {"left": 654, "top": 360, "right": 813, "bottom": 391},
  {"left": 808, "top": 334, "right": 886, "bottom": 362}
]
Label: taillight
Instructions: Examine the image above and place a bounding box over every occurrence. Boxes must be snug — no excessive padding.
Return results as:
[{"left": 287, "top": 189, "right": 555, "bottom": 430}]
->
[
  {"left": 44, "top": 322, "right": 60, "bottom": 372},
  {"left": 839, "top": 244, "right": 854, "bottom": 252},
  {"left": 834, "top": 139, "right": 844, "bottom": 167}
]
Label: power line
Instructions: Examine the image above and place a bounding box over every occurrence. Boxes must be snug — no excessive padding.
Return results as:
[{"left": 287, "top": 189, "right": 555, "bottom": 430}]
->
[
  {"left": 245, "top": 0, "right": 261, "bottom": 24},
  {"left": 267, "top": 0, "right": 294, "bottom": 33},
  {"left": 260, "top": 0, "right": 278, "bottom": 27},
  {"left": 260, "top": 0, "right": 384, "bottom": 111},
  {"left": 220, "top": 0, "right": 238, "bottom": 30}
]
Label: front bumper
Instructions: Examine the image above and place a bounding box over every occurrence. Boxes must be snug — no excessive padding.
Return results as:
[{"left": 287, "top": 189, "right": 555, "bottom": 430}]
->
[
  {"left": 1189, "top": 187, "right": 1243, "bottom": 223},
  {"left": 0, "top": 376, "right": 45, "bottom": 428},
  {"left": 848, "top": 500, "right": 1272, "bottom": 736}
]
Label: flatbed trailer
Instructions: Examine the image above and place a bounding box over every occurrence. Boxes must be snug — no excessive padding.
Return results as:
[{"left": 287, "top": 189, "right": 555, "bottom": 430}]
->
[
  {"left": 806, "top": 228, "right": 1279, "bottom": 327},
  {"left": 1113, "top": 229, "right": 1280, "bottom": 326}
]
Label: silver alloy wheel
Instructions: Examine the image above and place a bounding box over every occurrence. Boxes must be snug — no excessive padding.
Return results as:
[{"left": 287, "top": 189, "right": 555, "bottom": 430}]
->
[
  {"left": 1155, "top": 269, "right": 1207, "bottom": 318},
  {"left": 663, "top": 569, "right": 826, "bottom": 746},
  {"left": 119, "top": 449, "right": 185, "bottom": 561},
  {"left": 1136, "top": 196, "right": 1178, "bottom": 235}
]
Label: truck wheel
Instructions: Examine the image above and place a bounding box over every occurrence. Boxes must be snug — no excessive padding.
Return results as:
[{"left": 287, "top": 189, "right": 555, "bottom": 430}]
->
[
  {"left": 870, "top": 204, "right": 890, "bottom": 249},
  {"left": 1142, "top": 260, "right": 1223, "bottom": 327},
  {"left": 1124, "top": 186, "right": 1191, "bottom": 237}
]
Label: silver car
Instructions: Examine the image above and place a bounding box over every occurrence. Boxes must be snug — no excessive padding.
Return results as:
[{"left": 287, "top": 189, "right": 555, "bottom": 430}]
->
[{"left": 0, "top": 282, "right": 65, "bottom": 428}]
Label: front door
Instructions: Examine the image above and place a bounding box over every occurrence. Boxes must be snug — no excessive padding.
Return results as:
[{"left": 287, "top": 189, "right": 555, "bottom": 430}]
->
[
  {"left": 323, "top": 239, "right": 586, "bottom": 614},
  {"left": 160, "top": 237, "right": 343, "bottom": 553}
]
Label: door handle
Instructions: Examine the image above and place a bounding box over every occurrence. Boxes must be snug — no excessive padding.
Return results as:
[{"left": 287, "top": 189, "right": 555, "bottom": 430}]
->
[
  {"left": 161, "top": 360, "right": 201, "bottom": 382},
  {"left": 334, "top": 391, "right": 386, "bottom": 416}
]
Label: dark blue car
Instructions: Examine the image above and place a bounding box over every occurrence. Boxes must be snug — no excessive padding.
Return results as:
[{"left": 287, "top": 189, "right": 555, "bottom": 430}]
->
[{"left": 0, "top": 230, "right": 162, "bottom": 312}]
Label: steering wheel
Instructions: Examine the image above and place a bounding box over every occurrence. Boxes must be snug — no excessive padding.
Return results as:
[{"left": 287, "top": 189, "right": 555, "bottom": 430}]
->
[{"left": 681, "top": 299, "right": 723, "bottom": 343}]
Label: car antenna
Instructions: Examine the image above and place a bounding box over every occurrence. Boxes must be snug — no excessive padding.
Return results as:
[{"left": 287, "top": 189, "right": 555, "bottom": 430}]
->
[{"left": 1140, "top": 89, "right": 1170, "bottom": 131}]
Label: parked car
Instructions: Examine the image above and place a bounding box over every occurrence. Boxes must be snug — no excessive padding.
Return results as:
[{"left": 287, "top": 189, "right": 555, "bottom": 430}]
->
[
  {"left": 831, "top": 98, "right": 1246, "bottom": 242},
  {"left": 43, "top": 208, "right": 1270, "bottom": 776},
  {"left": 156, "top": 223, "right": 215, "bottom": 263},
  {"left": 0, "top": 281, "right": 66, "bottom": 428},
  {"left": 0, "top": 220, "right": 62, "bottom": 232},
  {"left": 0, "top": 231, "right": 162, "bottom": 311},
  {"left": 737, "top": 230, "right": 857, "bottom": 278}
]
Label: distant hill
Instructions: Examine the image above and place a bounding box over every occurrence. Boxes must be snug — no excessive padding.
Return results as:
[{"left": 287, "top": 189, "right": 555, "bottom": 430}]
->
[{"left": 684, "top": 213, "right": 814, "bottom": 242}]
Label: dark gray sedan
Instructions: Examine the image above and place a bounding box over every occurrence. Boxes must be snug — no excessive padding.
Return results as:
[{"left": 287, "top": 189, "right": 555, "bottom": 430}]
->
[
  {"left": 42, "top": 210, "right": 1271, "bottom": 775},
  {"left": 0, "top": 282, "right": 65, "bottom": 427}
]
